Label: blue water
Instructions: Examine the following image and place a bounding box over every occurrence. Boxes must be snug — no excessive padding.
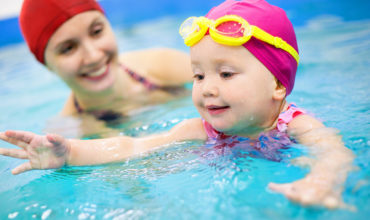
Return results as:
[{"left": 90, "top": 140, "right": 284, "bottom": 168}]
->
[{"left": 0, "top": 0, "right": 369, "bottom": 219}]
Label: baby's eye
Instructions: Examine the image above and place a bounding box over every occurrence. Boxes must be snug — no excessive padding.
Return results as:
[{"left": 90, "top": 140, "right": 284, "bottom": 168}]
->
[
  {"left": 220, "top": 72, "right": 234, "bottom": 78},
  {"left": 193, "top": 74, "right": 204, "bottom": 81}
]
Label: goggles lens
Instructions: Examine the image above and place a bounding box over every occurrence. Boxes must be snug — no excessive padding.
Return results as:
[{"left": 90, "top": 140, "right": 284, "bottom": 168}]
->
[
  {"left": 179, "top": 15, "right": 252, "bottom": 47},
  {"left": 212, "top": 21, "right": 245, "bottom": 38},
  {"left": 179, "top": 17, "right": 200, "bottom": 39}
]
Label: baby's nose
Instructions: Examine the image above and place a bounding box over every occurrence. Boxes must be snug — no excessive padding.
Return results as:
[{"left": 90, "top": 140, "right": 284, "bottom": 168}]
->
[{"left": 202, "top": 80, "right": 219, "bottom": 97}]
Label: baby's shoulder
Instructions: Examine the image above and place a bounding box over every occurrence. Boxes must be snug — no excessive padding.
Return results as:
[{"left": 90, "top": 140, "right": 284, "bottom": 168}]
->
[
  {"left": 169, "top": 118, "right": 208, "bottom": 141},
  {"left": 287, "top": 113, "right": 325, "bottom": 135},
  {"left": 277, "top": 103, "right": 306, "bottom": 132}
]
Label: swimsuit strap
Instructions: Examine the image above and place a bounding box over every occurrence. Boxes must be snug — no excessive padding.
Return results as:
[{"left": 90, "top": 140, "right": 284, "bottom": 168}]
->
[
  {"left": 73, "top": 96, "right": 122, "bottom": 120},
  {"left": 203, "top": 119, "right": 233, "bottom": 139},
  {"left": 120, "top": 63, "right": 160, "bottom": 90},
  {"left": 276, "top": 103, "right": 306, "bottom": 132},
  {"left": 121, "top": 64, "right": 185, "bottom": 93},
  {"left": 73, "top": 96, "right": 84, "bottom": 114}
]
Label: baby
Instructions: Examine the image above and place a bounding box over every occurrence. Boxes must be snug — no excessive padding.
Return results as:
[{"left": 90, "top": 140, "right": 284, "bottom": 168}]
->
[{"left": 0, "top": 0, "right": 354, "bottom": 209}]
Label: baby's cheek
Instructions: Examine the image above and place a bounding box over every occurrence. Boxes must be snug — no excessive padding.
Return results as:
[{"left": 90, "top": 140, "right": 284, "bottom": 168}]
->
[{"left": 191, "top": 88, "right": 201, "bottom": 102}]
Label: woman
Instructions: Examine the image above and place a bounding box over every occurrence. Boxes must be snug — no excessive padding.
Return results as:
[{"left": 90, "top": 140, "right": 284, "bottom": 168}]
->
[{"left": 20, "top": 0, "right": 192, "bottom": 136}]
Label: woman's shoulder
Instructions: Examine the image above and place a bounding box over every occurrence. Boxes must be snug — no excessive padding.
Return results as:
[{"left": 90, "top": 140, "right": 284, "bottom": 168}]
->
[
  {"left": 60, "top": 93, "right": 78, "bottom": 116},
  {"left": 119, "top": 47, "right": 187, "bottom": 61},
  {"left": 119, "top": 48, "right": 192, "bottom": 86}
]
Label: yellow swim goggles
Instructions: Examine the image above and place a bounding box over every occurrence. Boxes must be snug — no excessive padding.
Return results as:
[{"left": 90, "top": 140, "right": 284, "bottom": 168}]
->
[{"left": 179, "top": 15, "right": 299, "bottom": 64}]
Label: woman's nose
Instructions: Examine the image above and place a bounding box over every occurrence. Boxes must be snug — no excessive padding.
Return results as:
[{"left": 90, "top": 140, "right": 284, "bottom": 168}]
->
[{"left": 81, "top": 41, "right": 101, "bottom": 65}]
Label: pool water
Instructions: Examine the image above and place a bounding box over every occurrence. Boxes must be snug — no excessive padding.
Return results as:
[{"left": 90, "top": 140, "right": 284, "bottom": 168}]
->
[{"left": 0, "top": 0, "right": 369, "bottom": 219}]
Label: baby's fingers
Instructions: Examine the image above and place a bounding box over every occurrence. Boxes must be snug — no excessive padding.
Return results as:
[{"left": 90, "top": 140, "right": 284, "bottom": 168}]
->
[
  {"left": 322, "top": 195, "right": 341, "bottom": 209},
  {"left": 0, "top": 131, "right": 34, "bottom": 149},
  {"left": 268, "top": 182, "right": 301, "bottom": 201},
  {"left": 12, "top": 162, "right": 33, "bottom": 175},
  {"left": 269, "top": 182, "right": 294, "bottom": 195},
  {"left": 46, "top": 134, "right": 65, "bottom": 145},
  {"left": 269, "top": 182, "right": 324, "bottom": 206},
  {"left": 5, "top": 130, "right": 34, "bottom": 144},
  {"left": 0, "top": 148, "right": 28, "bottom": 159}
]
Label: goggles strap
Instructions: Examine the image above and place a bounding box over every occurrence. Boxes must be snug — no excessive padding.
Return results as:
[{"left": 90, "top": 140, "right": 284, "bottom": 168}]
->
[{"left": 252, "top": 26, "right": 300, "bottom": 64}]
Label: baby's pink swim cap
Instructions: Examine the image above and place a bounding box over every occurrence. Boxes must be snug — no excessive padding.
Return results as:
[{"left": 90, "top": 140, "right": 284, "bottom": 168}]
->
[
  {"left": 19, "top": 0, "right": 104, "bottom": 64},
  {"left": 206, "top": 0, "right": 299, "bottom": 95}
]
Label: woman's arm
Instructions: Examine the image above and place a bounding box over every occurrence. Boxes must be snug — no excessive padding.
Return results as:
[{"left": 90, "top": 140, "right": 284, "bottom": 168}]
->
[
  {"left": 0, "top": 118, "right": 207, "bottom": 174},
  {"left": 269, "top": 114, "right": 355, "bottom": 209}
]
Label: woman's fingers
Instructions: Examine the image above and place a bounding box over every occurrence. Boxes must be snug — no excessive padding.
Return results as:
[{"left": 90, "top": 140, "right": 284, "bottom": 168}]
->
[
  {"left": 11, "top": 162, "right": 33, "bottom": 175},
  {"left": 0, "top": 148, "right": 28, "bottom": 159}
]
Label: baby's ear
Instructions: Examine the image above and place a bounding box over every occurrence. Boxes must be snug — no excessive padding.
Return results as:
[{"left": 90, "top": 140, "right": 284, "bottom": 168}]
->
[{"left": 273, "top": 81, "right": 286, "bottom": 100}]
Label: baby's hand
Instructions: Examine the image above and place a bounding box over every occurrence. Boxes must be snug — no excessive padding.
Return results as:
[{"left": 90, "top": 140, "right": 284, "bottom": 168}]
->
[
  {"left": 0, "top": 130, "right": 70, "bottom": 175},
  {"left": 268, "top": 175, "right": 352, "bottom": 210}
]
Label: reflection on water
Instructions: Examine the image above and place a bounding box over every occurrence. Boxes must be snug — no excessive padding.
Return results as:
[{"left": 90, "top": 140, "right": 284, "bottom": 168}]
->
[{"left": 0, "top": 14, "right": 369, "bottom": 220}]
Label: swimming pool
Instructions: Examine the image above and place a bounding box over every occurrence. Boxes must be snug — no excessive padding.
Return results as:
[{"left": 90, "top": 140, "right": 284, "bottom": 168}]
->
[{"left": 0, "top": 0, "right": 369, "bottom": 219}]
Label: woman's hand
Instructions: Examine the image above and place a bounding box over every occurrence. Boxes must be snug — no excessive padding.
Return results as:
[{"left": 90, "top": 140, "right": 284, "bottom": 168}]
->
[{"left": 0, "top": 130, "right": 70, "bottom": 174}]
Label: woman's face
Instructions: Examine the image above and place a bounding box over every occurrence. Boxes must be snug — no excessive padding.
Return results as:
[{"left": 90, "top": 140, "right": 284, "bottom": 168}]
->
[{"left": 44, "top": 11, "right": 119, "bottom": 95}]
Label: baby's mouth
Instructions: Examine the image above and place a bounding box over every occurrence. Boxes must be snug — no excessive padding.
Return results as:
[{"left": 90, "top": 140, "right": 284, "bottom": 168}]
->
[{"left": 206, "top": 105, "right": 230, "bottom": 115}]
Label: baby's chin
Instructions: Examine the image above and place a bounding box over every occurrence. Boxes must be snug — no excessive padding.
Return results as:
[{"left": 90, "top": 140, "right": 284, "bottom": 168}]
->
[
  {"left": 209, "top": 122, "right": 236, "bottom": 134},
  {"left": 214, "top": 123, "right": 263, "bottom": 138}
]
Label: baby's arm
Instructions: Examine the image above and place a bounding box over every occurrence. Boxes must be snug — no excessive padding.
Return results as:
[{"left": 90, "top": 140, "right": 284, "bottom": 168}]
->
[
  {"left": 269, "top": 114, "right": 355, "bottom": 209},
  {"left": 0, "top": 118, "right": 207, "bottom": 174},
  {"left": 68, "top": 118, "right": 207, "bottom": 165}
]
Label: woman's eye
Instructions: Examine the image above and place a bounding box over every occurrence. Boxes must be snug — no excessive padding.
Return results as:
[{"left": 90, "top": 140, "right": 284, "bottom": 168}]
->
[
  {"left": 59, "top": 43, "right": 76, "bottom": 55},
  {"left": 90, "top": 24, "right": 104, "bottom": 37}
]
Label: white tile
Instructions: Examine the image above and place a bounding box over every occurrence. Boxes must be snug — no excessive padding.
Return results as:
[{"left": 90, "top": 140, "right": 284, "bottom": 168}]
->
[{"left": 0, "top": 0, "right": 23, "bottom": 20}]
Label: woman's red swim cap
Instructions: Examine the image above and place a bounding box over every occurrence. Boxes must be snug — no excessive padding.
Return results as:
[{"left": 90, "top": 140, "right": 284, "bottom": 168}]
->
[{"left": 19, "top": 0, "right": 104, "bottom": 64}]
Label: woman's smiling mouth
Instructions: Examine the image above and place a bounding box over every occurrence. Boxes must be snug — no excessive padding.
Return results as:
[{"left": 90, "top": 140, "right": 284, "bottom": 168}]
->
[{"left": 81, "top": 64, "right": 110, "bottom": 81}]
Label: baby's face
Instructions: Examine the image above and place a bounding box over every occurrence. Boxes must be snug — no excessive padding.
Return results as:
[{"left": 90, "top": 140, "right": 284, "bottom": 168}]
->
[{"left": 190, "top": 36, "right": 279, "bottom": 137}]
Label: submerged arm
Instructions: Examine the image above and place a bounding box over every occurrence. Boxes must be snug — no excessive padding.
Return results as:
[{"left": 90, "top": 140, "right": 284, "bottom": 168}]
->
[
  {"left": 68, "top": 118, "right": 207, "bottom": 165},
  {"left": 269, "top": 114, "right": 355, "bottom": 209}
]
